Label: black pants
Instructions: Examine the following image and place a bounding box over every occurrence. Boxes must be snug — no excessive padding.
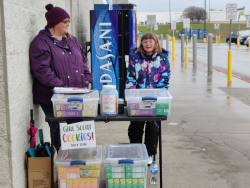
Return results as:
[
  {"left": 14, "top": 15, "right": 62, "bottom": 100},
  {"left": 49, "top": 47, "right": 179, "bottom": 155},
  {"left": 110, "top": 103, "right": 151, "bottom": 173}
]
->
[
  {"left": 128, "top": 121, "right": 159, "bottom": 156},
  {"left": 40, "top": 104, "right": 60, "bottom": 149}
]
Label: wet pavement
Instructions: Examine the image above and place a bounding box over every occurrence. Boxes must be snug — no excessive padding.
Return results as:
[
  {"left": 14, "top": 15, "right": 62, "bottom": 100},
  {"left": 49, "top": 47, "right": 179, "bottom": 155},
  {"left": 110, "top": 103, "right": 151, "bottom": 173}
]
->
[
  {"left": 95, "top": 48, "right": 250, "bottom": 188},
  {"left": 168, "top": 41, "right": 250, "bottom": 80}
]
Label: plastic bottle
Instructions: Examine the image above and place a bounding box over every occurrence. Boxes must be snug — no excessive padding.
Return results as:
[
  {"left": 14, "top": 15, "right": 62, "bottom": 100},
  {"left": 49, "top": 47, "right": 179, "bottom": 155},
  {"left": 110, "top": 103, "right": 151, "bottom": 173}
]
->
[
  {"left": 100, "top": 85, "right": 118, "bottom": 116},
  {"left": 109, "top": 0, "right": 113, "bottom": 10},
  {"left": 150, "top": 161, "right": 158, "bottom": 184}
]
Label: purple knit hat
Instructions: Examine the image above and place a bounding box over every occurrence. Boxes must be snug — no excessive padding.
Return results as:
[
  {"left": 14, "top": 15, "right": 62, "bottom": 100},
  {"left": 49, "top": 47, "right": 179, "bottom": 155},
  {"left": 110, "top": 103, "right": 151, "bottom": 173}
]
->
[{"left": 45, "top": 4, "right": 70, "bottom": 28}]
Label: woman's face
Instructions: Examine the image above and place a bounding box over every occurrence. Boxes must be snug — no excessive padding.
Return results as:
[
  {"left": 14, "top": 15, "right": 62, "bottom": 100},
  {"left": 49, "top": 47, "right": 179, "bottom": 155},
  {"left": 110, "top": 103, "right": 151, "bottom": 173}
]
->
[{"left": 54, "top": 18, "right": 70, "bottom": 35}]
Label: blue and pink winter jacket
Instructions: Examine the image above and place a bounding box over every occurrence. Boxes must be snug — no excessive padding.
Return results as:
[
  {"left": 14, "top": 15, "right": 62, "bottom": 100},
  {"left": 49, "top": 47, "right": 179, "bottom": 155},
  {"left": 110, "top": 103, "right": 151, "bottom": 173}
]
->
[{"left": 126, "top": 48, "right": 171, "bottom": 89}]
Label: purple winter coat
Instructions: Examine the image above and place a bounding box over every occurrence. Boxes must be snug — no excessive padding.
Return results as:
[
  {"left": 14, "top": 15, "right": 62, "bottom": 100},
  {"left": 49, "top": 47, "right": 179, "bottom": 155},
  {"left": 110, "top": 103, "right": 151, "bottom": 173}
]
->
[{"left": 29, "top": 26, "right": 92, "bottom": 105}]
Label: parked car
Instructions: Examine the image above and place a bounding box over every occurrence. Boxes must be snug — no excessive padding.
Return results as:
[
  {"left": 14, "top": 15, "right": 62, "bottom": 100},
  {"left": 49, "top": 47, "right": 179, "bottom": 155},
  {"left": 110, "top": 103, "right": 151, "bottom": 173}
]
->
[
  {"left": 246, "top": 37, "right": 249, "bottom": 47},
  {"left": 226, "top": 34, "right": 248, "bottom": 45},
  {"left": 241, "top": 35, "right": 249, "bottom": 45}
]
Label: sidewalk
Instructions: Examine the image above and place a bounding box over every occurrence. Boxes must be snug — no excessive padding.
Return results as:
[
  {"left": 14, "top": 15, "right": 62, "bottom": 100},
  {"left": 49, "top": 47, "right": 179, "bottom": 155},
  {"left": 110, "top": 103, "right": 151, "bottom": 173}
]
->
[{"left": 95, "top": 54, "right": 250, "bottom": 188}]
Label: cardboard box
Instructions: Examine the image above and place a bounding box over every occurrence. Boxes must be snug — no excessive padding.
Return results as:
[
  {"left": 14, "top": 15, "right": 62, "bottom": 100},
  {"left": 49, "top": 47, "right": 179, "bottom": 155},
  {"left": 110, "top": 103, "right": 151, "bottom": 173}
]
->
[{"left": 28, "top": 157, "right": 51, "bottom": 188}]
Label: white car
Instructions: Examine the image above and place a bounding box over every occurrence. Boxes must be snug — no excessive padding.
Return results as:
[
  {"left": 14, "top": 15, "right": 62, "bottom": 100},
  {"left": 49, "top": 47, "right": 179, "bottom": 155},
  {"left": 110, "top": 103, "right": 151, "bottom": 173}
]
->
[{"left": 246, "top": 37, "right": 249, "bottom": 47}]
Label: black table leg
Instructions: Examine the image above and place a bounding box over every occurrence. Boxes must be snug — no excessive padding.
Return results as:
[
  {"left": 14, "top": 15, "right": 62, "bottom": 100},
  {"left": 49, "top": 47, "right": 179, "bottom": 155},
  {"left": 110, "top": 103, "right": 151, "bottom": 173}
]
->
[
  {"left": 159, "top": 121, "right": 162, "bottom": 188},
  {"left": 50, "top": 120, "right": 54, "bottom": 188}
]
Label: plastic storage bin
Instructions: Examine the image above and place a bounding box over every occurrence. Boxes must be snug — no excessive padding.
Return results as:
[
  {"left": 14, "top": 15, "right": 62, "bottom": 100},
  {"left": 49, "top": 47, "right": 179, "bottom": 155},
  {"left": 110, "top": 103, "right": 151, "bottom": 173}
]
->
[
  {"left": 103, "top": 144, "right": 149, "bottom": 188},
  {"left": 51, "top": 90, "right": 99, "bottom": 118},
  {"left": 125, "top": 89, "right": 173, "bottom": 117},
  {"left": 55, "top": 145, "right": 102, "bottom": 188},
  {"left": 100, "top": 85, "right": 118, "bottom": 116}
]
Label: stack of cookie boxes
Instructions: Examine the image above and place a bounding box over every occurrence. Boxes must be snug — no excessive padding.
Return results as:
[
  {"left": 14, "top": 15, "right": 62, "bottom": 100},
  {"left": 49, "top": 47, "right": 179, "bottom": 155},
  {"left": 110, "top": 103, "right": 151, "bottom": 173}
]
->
[
  {"left": 55, "top": 145, "right": 102, "bottom": 188},
  {"left": 125, "top": 89, "right": 173, "bottom": 117},
  {"left": 103, "top": 144, "right": 149, "bottom": 188},
  {"left": 51, "top": 90, "right": 99, "bottom": 118}
]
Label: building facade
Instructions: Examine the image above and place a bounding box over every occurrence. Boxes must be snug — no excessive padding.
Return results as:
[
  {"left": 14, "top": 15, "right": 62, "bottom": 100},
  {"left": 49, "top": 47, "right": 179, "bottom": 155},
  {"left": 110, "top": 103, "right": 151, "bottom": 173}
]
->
[
  {"left": 137, "top": 9, "right": 247, "bottom": 25},
  {"left": 0, "top": 0, "right": 127, "bottom": 187}
]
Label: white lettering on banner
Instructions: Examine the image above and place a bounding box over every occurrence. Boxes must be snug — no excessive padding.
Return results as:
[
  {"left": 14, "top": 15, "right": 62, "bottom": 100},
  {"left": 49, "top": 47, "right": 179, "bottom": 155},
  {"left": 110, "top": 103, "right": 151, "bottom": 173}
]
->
[
  {"left": 100, "top": 61, "right": 112, "bottom": 72},
  {"left": 99, "top": 40, "right": 112, "bottom": 51},
  {"left": 99, "top": 29, "right": 112, "bottom": 39},
  {"left": 60, "top": 121, "right": 96, "bottom": 150},
  {"left": 100, "top": 74, "right": 112, "bottom": 83},
  {"left": 99, "top": 23, "right": 111, "bottom": 26},
  {"left": 96, "top": 54, "right": 115, "bottom": 59},
  {"left": 97, "top": 22, "right": 114, "bottom": 84}
]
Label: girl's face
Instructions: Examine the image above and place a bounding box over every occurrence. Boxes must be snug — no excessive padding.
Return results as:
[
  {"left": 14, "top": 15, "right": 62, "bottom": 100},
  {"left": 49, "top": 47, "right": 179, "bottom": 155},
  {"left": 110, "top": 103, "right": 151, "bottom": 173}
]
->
[{"left": 142, "top": 38, "right": 155, "bottom": 55}]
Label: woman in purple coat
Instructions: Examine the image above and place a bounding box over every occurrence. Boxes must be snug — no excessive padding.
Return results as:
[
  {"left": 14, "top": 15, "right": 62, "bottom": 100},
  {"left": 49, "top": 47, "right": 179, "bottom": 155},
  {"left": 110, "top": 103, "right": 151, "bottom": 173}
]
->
[{"left": 29, "top": 4, "right": 92, "bottom": 147}]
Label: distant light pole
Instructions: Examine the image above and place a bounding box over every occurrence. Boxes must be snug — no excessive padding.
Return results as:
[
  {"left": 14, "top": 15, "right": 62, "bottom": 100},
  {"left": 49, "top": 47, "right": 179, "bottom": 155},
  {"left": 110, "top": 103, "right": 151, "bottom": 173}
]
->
[
  {"left": 204, "top": 0, "right": 206, "bottom": 40},
  {"left": 209, "top": 0, "right": 210, "bottom": 23},
  {"left": 169, "top": 0, "right": 171, "bottom": 23},
  {"left": 237, "top": 14, "right": 241, "bottom": 46}
]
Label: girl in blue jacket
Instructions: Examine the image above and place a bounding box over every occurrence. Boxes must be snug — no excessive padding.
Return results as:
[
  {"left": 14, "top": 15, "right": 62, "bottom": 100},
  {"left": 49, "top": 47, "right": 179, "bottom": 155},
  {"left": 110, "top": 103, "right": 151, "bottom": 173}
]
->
[{"left": 126, "top": 33, "right": 171, "bottom": 164}]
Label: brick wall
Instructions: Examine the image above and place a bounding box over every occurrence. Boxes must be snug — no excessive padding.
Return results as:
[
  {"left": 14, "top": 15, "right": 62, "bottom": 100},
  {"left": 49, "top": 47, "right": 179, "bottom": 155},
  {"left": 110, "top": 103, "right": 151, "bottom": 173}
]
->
[
  {"left": 1, "top": 1, "right": 65, "bottom": 187},
  {"left": 0, "top": 0, "right": 110, "bottom": 187},
  {"left": 0, "top": 1, "right": 11, "bottom": 187}
]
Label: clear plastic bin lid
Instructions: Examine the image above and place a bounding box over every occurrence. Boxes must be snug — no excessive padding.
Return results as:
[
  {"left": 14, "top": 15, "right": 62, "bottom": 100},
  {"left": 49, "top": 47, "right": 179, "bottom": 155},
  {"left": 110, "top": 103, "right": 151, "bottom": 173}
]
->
[
  {"left": 125, "top": 89, "right": 173, "bottom": 101},
  {"left": 51, "top": 90, "right": 99, "bottom": 102},
  {"left": 55, "top": 145, "right": 102, "bottom": 165},
  {"left": 103, "top": 144, "right": 148, "bottom": 164}
]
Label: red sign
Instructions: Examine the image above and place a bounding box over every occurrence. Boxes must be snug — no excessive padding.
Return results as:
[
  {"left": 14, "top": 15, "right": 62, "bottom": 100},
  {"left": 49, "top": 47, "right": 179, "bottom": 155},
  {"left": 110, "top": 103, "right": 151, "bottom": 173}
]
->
[{"left": 169, "top": 29, "right": 171, "bottom": 33}]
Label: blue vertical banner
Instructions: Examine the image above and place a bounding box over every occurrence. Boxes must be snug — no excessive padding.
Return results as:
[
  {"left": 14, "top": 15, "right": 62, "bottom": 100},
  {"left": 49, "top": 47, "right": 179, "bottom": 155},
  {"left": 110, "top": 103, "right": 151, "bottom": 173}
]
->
[
  {"left": 90, "top": 10, "right": 119, "bottom": 95},
  {"left": 129, "top": 9, "right": 137, "bottom": 58}
]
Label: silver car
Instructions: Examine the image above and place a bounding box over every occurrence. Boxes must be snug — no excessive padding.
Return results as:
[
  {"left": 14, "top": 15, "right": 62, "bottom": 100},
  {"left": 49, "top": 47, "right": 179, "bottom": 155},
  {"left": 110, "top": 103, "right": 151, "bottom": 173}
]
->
[{"left": 246, "top": 37, "right": 249, "bottom": 47}]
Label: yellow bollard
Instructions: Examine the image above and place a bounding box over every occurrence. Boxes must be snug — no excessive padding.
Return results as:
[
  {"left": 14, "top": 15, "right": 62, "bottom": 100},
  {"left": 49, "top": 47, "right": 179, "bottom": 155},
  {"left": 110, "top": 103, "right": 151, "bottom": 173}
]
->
[
  {"left": 219, "top": 36, "right": 220, "bottom": 44},
  {"left": 185, "top": 46, "right": 188, "bottom": 64},
  {"left": 249, "top": 35, "right": 250, "bottom": 48},
  {"left": 172, "top": 37, "right": 175, "bottom": 59},
  {"left": 237, "top": 37, "right": 240, "bottom": 47},
  {"left": 203, "top": 38, "right": 207, "bottom": 43},
  {"left": 191, "top": 37, "right": 192, "bottom": 44},
  {"left": 216, "top": 36, "right": 217, "bottom": 45},
  {"left": 228, "top": 50, "right": 232, "bottom": 82}
]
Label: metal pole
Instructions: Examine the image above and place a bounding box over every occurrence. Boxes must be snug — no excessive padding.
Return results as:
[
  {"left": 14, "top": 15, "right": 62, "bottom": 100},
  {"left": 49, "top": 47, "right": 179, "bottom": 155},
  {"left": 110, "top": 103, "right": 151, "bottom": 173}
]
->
[
  {"left": 229, "top": 20, "right": 232, "bottom": 50},
  {"left": 50, "top": 120, "right": 54, "bottom": 188},
  {"left": 151, "top": 16, "right": 152, "bottom": 33},
  {"left": 160, "top": 34, "right": 163, "bottom": 48},
  {"left": 193, "top": 34, "right": 197, "bottom": 66},
  {"left": 186, "top": 29, "right": 188, "bottom": 46},
  {"left": 216, "top": 29, "right": 217, "bottom": 44},
  {"left": 209, "top": 0, "right": 210, "bottom": 23},
  {"left": 228, "top": 20, "right": 232, "bottom": 82},
  {"left": 204, "top": 0, "right": 206, "bottom": 38},
  {"left": 208, "top": 33, "right": 213, "bottom": 75},
  {"left": 181, "top": 34, "right": 185, "bottom": 62},
  {"left": 166, "top": 34, "right": 169, "bottom": 51},
  {"left": 169, "top": 0, "right": 171, "bottom": 24},
  {"left": 191, "top": 24, "right": 193, "bottom": 43},
  {"left": 219, "top": 25, "right": 220, "bottom": 44},
  {"left": 237, "top": 15, "right": 240, "bottom": 46},
  {"left": 158, "top": 121, "right": 163, "bottom": 188}
]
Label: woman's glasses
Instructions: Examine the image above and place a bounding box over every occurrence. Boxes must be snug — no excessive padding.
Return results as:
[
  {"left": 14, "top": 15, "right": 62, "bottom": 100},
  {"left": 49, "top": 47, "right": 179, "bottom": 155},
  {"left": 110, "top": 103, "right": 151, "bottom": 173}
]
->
[{"left": 61, "top": 20, "right": 70, "bottom": 24}]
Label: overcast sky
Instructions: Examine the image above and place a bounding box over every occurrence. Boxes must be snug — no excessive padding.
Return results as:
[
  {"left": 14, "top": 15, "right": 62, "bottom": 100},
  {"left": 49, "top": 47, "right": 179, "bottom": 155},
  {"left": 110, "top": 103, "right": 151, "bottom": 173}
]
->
[{"left": 128, "top": 0, "right": 249, "bottom": 15}]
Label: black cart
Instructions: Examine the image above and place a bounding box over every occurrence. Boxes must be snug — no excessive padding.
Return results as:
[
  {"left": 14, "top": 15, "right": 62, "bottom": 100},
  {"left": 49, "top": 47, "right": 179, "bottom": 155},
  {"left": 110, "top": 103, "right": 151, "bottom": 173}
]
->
[{"left": 45, "top": 108, "right": 167, "bottom": 188}]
